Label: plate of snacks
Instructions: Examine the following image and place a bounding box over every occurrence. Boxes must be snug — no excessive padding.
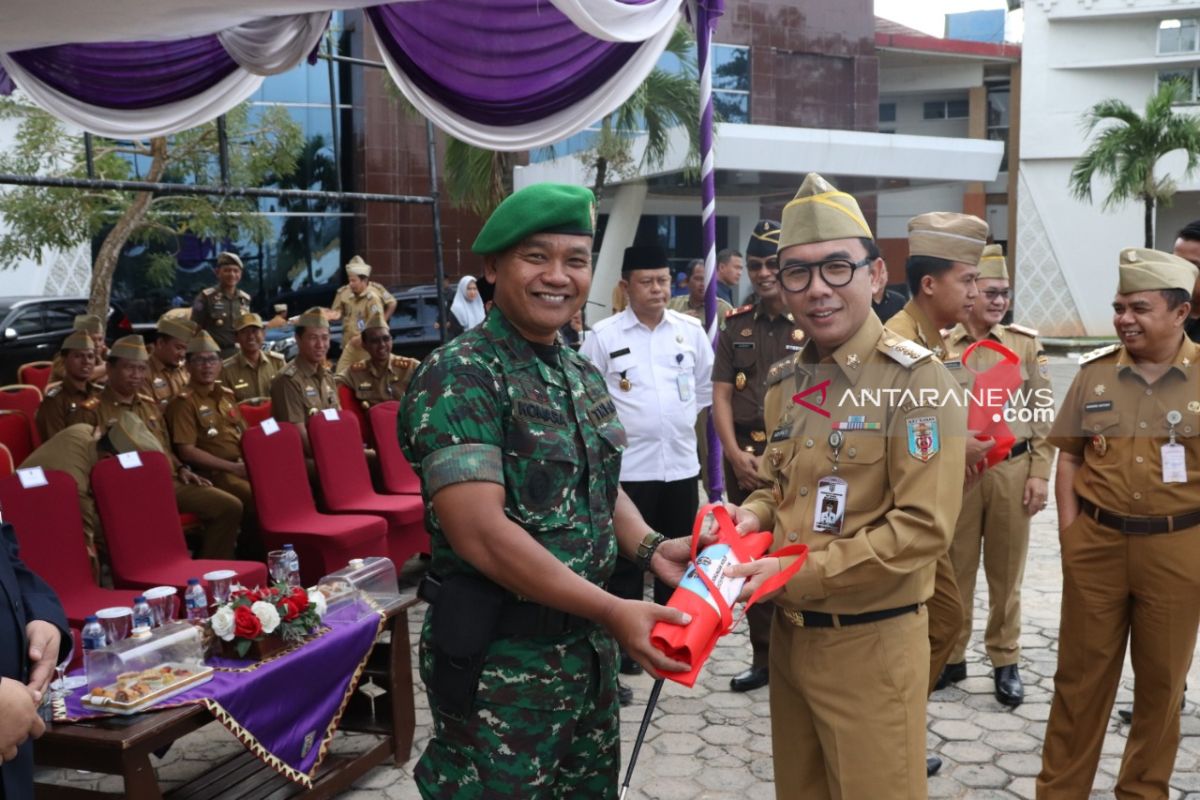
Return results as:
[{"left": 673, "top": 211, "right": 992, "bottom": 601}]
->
[{"left": 82, "top": 663, "right": 214, "bottom": 714}]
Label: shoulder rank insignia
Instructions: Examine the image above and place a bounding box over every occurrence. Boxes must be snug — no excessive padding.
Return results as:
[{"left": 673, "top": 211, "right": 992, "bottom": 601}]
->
[
  {"left": 268, "top": 351, "right": 285, "bottom": 362},
  {"left": 1007, "top": 323, "right": 1039, "bottom": 337},
  {"left": 202, "top": 287, "right": 217, "bottom": 297},
  {"left": 351, "top": 361, "right": 368, "bottom": 372},
  {"left": 765, "top": 355, "right": 797, "bottom": 387},
  {"left": 1079, "top": 343, "right": 1120, "bottom": 365},
  {"left": 726, "top": 304, "right": 754, "bottom": 318},
  {"left": 80, "top": 397, "right": 99, "bottom": 410},
  {"left": 878, "top": 332, "right": 932, "bottom": 368},
  {"left": 45, "top": 384, "right": 62, "bottom": 398}
]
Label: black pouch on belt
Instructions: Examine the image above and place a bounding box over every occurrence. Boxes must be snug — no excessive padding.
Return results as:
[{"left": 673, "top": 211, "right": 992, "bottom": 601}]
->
[{"left": 428, "top": 572, "right": 506, "bottom": 720}]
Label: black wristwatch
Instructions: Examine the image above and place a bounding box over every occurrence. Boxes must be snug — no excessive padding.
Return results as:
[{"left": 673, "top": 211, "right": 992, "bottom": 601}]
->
[{"left": 635, "top": 531, "right": 666, "bottom": 572}]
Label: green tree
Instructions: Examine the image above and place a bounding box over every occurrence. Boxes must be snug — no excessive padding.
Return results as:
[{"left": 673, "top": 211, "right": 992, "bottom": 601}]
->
[
  {"left": 0, "top": 100, "right": 303, "bottom": 316},
  {"left": 1069, "top": 78, "right": 1200, "bottom": 247}
]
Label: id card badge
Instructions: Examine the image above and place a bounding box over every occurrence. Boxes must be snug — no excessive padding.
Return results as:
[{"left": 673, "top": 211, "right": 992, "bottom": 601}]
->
[
  {"left": 676, "top": 372, "right": 693, "bottom": 402},
  {"left": 813, "top": 476, "right": 848, "bottom": 535},
  {"left": 1162, "top": 443, "right": 1187, "bottom": 483}
]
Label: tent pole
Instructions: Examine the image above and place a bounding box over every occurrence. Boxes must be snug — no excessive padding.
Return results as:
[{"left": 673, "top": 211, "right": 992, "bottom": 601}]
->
[
  {"left": 326, "top": 29, "right": 343, "bottom": 193},
  {"left": 216, "top": 115, "right": 230, "bottom": 187},
  {"left": 426, "top": 119, "right": 448, "bottom": 344},
  {"left": 83, "top": 133, "right": 95, "bottom": 179}
]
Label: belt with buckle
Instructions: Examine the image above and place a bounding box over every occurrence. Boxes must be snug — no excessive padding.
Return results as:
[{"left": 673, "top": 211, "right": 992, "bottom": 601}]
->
[
  {"left": 418, "top": 574, "right": 589, "bottom": 637},
  {"left": 780, "top": 604, "right": 919, "bottom": 629},
  {"left": 1079, "top": 498, "right": 1200, "bottom": 535},
  {"left": 1005, "top": 440, "right": 1029, "bottom": 460}
]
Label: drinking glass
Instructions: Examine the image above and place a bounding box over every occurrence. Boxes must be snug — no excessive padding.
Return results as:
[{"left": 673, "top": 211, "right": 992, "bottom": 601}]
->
[
  {"left": 267, "top": 550, "right": 289, "bottom": 585},
  {"left": 144, "top": 586, "right": 178, "bottom": 626},
  {"left": 95, "top": 607, "right": 133, "bottom": 643},
  {"left": 203, "top": 570, "right": 237, "bottom": 605}
]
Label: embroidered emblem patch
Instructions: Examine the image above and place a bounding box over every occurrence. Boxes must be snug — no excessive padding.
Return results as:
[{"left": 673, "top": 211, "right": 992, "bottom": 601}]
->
[{"left": 906, "top": 416, "right": 939, "bottom": 463}]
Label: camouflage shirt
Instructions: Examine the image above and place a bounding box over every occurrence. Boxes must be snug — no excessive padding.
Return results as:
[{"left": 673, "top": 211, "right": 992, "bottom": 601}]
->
[{"left": 399, "top": 307, "right": 627, "bottom": 710}]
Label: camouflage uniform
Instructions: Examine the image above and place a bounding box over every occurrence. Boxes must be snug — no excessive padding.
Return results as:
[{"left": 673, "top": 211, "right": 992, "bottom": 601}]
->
[
  {"left": 191, "top": 286, "right": 252, "bottom": 357},
  {"left": 336, "top": 355, "right": 419, "bottom": 409},
  {"left": 399, "top": 308, "right": 627, "bottom": 799}
]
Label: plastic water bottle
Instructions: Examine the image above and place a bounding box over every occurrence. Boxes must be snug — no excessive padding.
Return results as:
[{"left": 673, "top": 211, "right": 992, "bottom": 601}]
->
[
  {"left": 283, "top": 544, "right": 301, "bottom": 587},
  {"left": 81, "top": 615, "right": 107, "bottom": 651},
  {"left": 132, "top": 596, "right": 154, "bottom": 629},
  {"left": 185, "top": 578, "right": 209, "bottom": 621}
]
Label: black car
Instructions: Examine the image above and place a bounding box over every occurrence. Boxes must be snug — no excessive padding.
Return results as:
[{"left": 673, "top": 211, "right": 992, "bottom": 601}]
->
[
  {"left": 0, "top": 296, "right": 137, "bottom": 384},
  {"left": 264, "top": 284, "right": 447, "bottom": 363}
]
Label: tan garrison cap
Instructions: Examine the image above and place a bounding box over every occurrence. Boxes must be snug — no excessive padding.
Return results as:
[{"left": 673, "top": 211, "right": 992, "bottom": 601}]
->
[
  {"left": 106, "top": 410, "right": 163, "bottom": 454},
  {"left": 186, "top": 332, "right": 221, "bottom": 355},
  {"left": 1117, "top": 247, "right": 1200, "bottom": 294},
  {"left": 234, "top": 312, "right": 264, "bottom": 331},
  {"left": 216, "top": 251, "right": 243, "bottom": 269},
  {"left": 109, "top": 334, "right": 149, "bottom": 362},
  {"left": 73, "top": 314, "right": 103, "bottom": 335},
  {"left": 157, "top": 315, "right": 198, "bottom": 342},
  {"left": 363, "top": 312, "right": 389, "bottom": 332},
  {"left": 61, "top": 331, "right": 94, "bottom": 352},
  {"left": 977, "top": 244, "right": 1008, "bottom": 280},
  {"left": 780, "top": 173, "right": 873, "bottom": 251},
  {"left": 296, "top": 307, "right": 329, "bottom": 330},
  {"left": 273, "top": 304, "right": 287, "bottom": 314},
  {"left": 345, "top": 255, "right": 371, "bottom": 278},
  {"left": 907, "top": 212, "right": 989, "bottom": 265}
]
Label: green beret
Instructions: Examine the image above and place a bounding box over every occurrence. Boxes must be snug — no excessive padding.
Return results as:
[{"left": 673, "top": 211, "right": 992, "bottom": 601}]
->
[
  {"left": 296, "top": 307, "right": 329, "bottom": 330},
  {"left": 977, "top": 244, "right": 1008, "bottom": 280},
  {"left": 157, "top": 315, "right": 198, "bottom": 342},
  {"left": 1117, "top": 247, "right": 1199, "bottom": 294},
  {"left": 472, "top": 183, "right": 596, "bottom": 256},
  {"left": 61, "top": 331, "right": 95, "bottom": 352},
  {"left": 780, "top": 173, "right": 873, "bottom": 251},
  {"left": 187, "top": 332, "right": 221, "bottom": 355},
  {"left": 106, "top": 410, "right": 163, "bottom": 455},
  {"left": 908, "top": 212, "right": 989, "bottom": 265},
  {"left": 746, "top": 220, "right": 781, "bottom": 260},
  {"left": 110, "top": 335, "right": 149, "bottom": 362},
  {"left": 73, "top": 314, "right": 103, "bottom": 335}
]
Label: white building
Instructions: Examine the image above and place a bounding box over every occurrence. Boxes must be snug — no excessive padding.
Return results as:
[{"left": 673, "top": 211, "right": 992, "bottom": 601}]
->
[{"left": 1019, "top": 0, "right": 1200, "bottom": 336}]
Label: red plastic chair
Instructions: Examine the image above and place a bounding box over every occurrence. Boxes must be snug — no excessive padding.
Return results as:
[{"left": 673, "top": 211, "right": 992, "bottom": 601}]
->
[
  {"left": 368, "top": 401, "right": 421, "bottom": 495},
  {"left": 17, "top": 361, "right": 53, "bottom": 394},
  {"left": 242, "top": 422, "right": 388, "bottom": 585},
  {"left": 336, "top": 383, "right": 373, "bottom": 446},
  {"left": 0, "top": 385, "right": 42, "bottom": 447},
  {"left": 91, "top": 450, "right": 267, "bottom": 594},
  {"left": 0, "top": 444, "right": 13, "bottom": 480},
  {"left": 0, "top": 470, "right": 129, "bottom": 627},
  {"left": 238, "top": 398, "right": 274, "bottom": 429},
  {"left": 0, "top": 409, "right": 34, "bottom": 465},
  {"left": 309, "top": 411, "right": 428, "bottom": 569}
]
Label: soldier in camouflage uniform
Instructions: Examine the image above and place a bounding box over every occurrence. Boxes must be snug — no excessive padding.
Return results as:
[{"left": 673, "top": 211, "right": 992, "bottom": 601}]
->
[
  {"left": 37, "top": 332, "right": 102, "bottom": 442},
  {"left": 336, "top": 312, "right": 419, "bottom": 408},
  {"left": 400, "top": 183, "right": 696, "bottom": 800},
  {"left": 191, "top": 251, "right": 253, "bottom": 358}
]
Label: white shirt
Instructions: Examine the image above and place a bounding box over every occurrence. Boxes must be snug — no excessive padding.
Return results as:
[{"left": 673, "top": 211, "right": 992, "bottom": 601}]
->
[{"left": 580, "top": 307, "right": 713, "bottom": 482}]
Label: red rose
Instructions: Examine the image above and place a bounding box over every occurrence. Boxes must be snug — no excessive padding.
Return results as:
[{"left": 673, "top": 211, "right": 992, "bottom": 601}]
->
[
  {"left": 280, "top": 597, "right": 302, "bottom": 622},
  {"left": 289, "top": 586, "right": 308, "bottom": 607},
  {"left": 233, "top": 605, "right": 263, "bottom": 639},
  {"left": 242, "top": 589, "right": 261, "bottom": 603}
]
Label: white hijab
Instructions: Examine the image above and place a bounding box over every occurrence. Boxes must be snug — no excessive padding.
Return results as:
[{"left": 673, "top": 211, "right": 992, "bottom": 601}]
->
[{"left": 450, "top": 275, "right": 485, "bottom": 330}]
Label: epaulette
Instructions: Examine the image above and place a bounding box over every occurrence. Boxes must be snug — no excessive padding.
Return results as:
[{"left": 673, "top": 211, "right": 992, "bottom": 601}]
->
[
  {"left": 765, "top": 355, "right": 797, "bottom": 387},
  {"left": 222, "top": 354, "right": 237, "bottom": 368},
  {"left": 392, "top": 355, "right": 419, "bottom": 369},
  {"left": 280, "top": 363, "right": 298, "bottom": 377},
  {"left": 1079, "top": 343, "right": 1120, "bottom": 365},
  {"left": 878, "top": 331, "right": 932, "bottom": 368},
  {"left": 177, "top": 390, "right": 191, "bottom": 399},
  {"left": 350, "top": 360, "right": 368, "bottom": 372},
  {"left": 726, "top": 304, "right": 754, "bottom": 319},
  {"left": 219, "top": 385, "right": 235, "bottom": 396},
  {"left": 202, "top": 287, "right": 217, "bottom": 297},
  {"left": 236, "top": 289, "right": 251, "bottom": 301},
  {"left": 137, "top": 392, "right": 157, "bottom": 403},
  {"left": 45, "top": 383, "right": 62, "bottom": 398},
  {"left": 80, "top": 397, "right": 99, "bottom": 410},
  {"left": 267, "top": 351, "right": 285, "bottom": 362},
  {"left": 1007, "top": 323, "right": 1039, "bottom": 338}
]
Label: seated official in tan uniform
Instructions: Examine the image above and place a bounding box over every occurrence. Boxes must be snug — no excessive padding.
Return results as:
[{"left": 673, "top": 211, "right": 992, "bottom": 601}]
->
[
  {"left": 50, "top": 313, "right": 109, "bottom": 385},
  {"left": 220, "top": 313, "right": 285, "bottom": 402},
  {"left": 37, "top": 331, "right": 102, "bottom": 442},
  {"left": 335, "top": 312, "right": 419, "bottom": 409},
  {"left": 147, "top": 315, "right": 197, "bottom": 411},
  {"left": 270, "top": 307, "right": 339, "bottom": 455}
]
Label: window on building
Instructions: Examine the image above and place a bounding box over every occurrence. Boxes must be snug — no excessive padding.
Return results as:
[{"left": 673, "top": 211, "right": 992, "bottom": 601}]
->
[
  {"left": 987, "top": 83, "right": 1010, "bottom": 172},
  {"left": 712, "top": 44, "right": 750, "bottom": 124},
  {"left": 1159, "top": 19, "right": 1200, "bottom": 54},
  {"left": 923, "top": 98, "right": 969, "bottom": 120},
  {"left": 879, "top": 102, "right": 897, "bottom": 123},
  {"left": 1158, "top": 69, "right": 1199, "bottom": 103}
]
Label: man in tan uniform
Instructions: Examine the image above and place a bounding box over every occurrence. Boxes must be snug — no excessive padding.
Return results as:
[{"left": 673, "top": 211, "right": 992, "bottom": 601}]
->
[
  {"left": 147, "top": 316, "right": 196, "bottom": 410},
  {"left": 883, "top": 212, "right": 992, "bottom": 710},
  {"left": 336, "top": 312, "right": 419, "bottom": 408},
  {"left": 1038, "top": 248, "right": 1200, "bottom": 800},
  {"left": 667, "top": 259, "right": 734, "bottom": 324},
  {"left": 36, "top": 332, "right": 102, "bottom": 442},
  {"left": 191, "top": 251, "right": 253, "bottom": 358},
  {"left": 712, "top": 219, "right": 803, "bottom": 693},
  {"left": 220, "top": 313, "right": 285, "bottom": 402},
  {"left": 49, "top": 314, "right": 109, "bottom": 384},
  {"left": 168, "top": 332, "right": 256, "bottom": 556},
  {"left": 942, "top": 245, "right": 1054, "bottom": 708},
  {"left": 328, "top": 256, "right": 397, "bottom": 373},
  {"left": 724, "top": 173, "right": 967, "bottom": 799},
  {"left": 97, "top": 334, "right": 242, "bottom": 559},
  {"left": 271, "top": 307, "right": 339, "bottom": 454}
]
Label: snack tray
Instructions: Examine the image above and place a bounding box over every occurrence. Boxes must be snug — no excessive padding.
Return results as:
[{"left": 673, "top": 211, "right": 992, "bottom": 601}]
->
[{"left": 81, "top": 663, "right": 214, "bottom": 716}]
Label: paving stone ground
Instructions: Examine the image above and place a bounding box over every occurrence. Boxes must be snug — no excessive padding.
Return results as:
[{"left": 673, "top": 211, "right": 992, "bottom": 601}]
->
[{"left": 36, "top": 355, "right": 1200, "bottom": 798}]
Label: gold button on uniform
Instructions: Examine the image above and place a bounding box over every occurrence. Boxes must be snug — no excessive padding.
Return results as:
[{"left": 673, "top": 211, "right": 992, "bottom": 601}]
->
[
  {"left": 805, "top": 439, "right": 814, "bottom": 448},
  {"left": 787, "top": 531, "right": 798, "bottom": 542},
  {"left": 848, "top": 447, "right": 857, "bottom": 458},
  {"left": 799, "top": 487, "right": 808, "bottom": 496}
]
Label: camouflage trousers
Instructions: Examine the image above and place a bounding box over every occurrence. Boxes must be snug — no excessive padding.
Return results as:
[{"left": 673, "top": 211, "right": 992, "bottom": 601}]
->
[{"left": 415, "top": 645, "right": 620, "bottom": 799}]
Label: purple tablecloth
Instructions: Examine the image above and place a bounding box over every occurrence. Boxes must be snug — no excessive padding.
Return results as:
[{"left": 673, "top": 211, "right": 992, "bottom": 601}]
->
[{"left": 56, "top": 600, "right": 386, "bottom": 786}]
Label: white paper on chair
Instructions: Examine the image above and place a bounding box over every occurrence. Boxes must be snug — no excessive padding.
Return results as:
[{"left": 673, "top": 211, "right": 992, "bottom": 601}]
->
[
  {"left": 321, "top": 408, "right": 339, "bottom": 421},
  {"left": 16, "top": 467, "right": 47, "bottom": 488},
  {"left": 261, "top": 417, "right": 280, "bottom": 436},
  {"left": 117, "top": 452, "right": 143, "bottom": 469}
]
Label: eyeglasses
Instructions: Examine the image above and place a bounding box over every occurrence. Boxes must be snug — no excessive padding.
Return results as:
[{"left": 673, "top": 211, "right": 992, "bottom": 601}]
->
[
  {"left": 981, "top": 289, "right": 1011, "bottom": 301},
  {"left": 746, "top": 257, "right": 779, "bottom": 273},
  {"left": 779, "top": 257, "right": 872, "bottom": 293}
]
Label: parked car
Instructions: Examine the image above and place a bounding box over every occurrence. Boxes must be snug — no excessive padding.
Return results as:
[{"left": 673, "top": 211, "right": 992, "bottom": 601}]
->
[{"left": 0, "top": 296, "right": 138, "bottom": 384}]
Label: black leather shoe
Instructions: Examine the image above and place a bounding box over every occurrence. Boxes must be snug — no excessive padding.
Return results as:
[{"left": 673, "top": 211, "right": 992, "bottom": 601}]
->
[
  {"left": 619, "top": 654, "right": 644, "bottom": 676},
  {"left": 994, "top": 664, "right": 1024, "bottom": 707},
  {"left": 935, "top": 661, "right": 967, "bottom": 691},
  {"left": 926, "top": 756, "right": 942, "bottom": 777},
  {"left": 729, "top": 666, "right": 769, "bottom": 693},
  {"left": 618, "top": 682, "right": 633, "bottom": 707}
]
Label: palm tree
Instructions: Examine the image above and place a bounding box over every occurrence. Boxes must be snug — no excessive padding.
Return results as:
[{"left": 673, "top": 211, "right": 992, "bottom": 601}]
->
[{"left": 1069, "top": 78, "right": 1200, "bottom": 247}]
